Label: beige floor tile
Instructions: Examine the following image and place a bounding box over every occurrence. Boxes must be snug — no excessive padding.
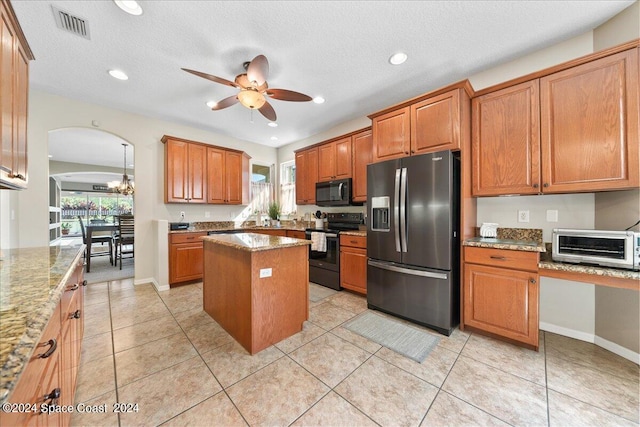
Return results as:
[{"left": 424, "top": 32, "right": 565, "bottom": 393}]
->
[
  {"left": 161, "top": 392, "right": 247, "bottom": 426},
  {"left": 442, "top": 356, "right": 547, "bottom": 426},
  {"left": 172, "top": 307, "right": 216, "bottom": 330},
  {"left": 74, "top": 354, "right": 115, "bottom": 402},
  {"left": 84, "top": 282, "right": 109, "bottom": 295},
  {"left": 109, "top": 290, "right": 162, "bottom": 311},
  {"left": 335, "top": 356, "right": 438, "bottom": 426},
  {"left": 226, "top": 357, "right": 329, "bottom": 426},
  {"left": 118, "top": 356, "right": 221, "bottom": 427},
  {"left": 110, "top": 298, "right": 171, "bottom": 330},
  {"left": 80, "top": 331, "right": 113, "bottom": 365},
  {"left": 547, "top": 354, "right": 639, "bottom": 422},
  {"left": 330, "top": 326, "right": 383, "bottom": 354},
  {"left": 326, "top": 290, "right": 368, "bottom": 314},
  {"left": 112, "top": 314, "right": 182, "bottom": 353},
  {"left": 461, "top": 333, "right": 546, "bottom": 385},
  {"left": 193, "top": 281, "right": 203, "bottom": 290},
  {"left": 70, "top": 390, "right": 119, "bottom": 427},
  {"left": 437, "top": 327, "right": 470, "bottom": 354},
  {"left": 291, "top": 391, "right": 377, "bottom": 427},
  {"left": 158, "top": 290, "right": 203, "bottom": 315},
  {"left": 201, "top": 341, "right": 284, "bottom": 388},
  {"left": 83, "top": 283, "right": 109, "bottom": 307},
  {"left": 309, "top": 283, "right": 337, "bottom": 302},
  {"left": 275, "top": 321, "right": 327, "bottom": 354},
  {"left": 183, "top": 320, "right": 236, "bottom": 354},
  {"left": 290, "top": 333, "right": 371, "bottom": 388},
  {"left": 115, "top": 332, "right": 197, "bottom": 386},
  {"left": 548, "top": 389, "right": 638, "bottom": 427},
  {"left": 309, "top": 301, "right": 357, "bottom": 330},
  {"left": 421, "top": 391, "right": 510, "bottom": 426},
  {"left": 109, "top": 281, "right": 156, "bottom": 301},
  {"left": 376, "top": 343, "right": 458, "bottom": 388},
  {"left": 83, "top": 315, "right": 113, "bottom": 339},
  {"left": 546, "top": 332, "right": 639, "bottom": 379}
]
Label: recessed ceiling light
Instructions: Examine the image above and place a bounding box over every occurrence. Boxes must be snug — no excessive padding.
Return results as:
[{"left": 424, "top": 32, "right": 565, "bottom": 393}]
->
[
  {"left": 389, "top": 52, "right": 408, "bottom": 65},
  {"left": 206, "top": 100, "right": 217, "bottom": 109},
  {"left": 108, "top": 69, "right": 128, "bottom": 80},
  {"left": 270, "top": 136, "right": 278, "bottom": 141},
  {"left": 114, "top": 0, "right": 143, "bottom": 16},
  {"left": 313, "top": 96, "right": 325, "bottom": 104},
  {"left": 267, "top": 122, "right": 278, "bottom": 127}
]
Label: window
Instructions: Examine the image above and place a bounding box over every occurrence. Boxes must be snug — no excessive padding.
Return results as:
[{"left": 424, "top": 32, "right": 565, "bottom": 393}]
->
[
  {"left": 280, "top": 160, "right": 296, "bottom": 216},
  {"left": 60, "top": 191, "right": 133, "bottom": 236},
  {"left": 250, "top": 163, "right": 273, "bottom": 214}
]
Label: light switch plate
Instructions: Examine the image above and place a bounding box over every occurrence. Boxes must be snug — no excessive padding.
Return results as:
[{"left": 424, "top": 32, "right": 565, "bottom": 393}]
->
[
  {"left": 259, "top": 268, "right": 272, "bottom": 278},
  {"left": 546, "top": 209, "right": 559, "bottom": 222}
]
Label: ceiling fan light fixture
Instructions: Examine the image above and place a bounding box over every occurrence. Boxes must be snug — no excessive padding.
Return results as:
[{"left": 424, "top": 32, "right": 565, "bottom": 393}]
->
[
  {"left": 206, "top": 100, "right": 217, "bottom": 109},
  {"left": 237, "top": 89, "right": 266, "bottom": 110},
  {"left": 108, "top": 69, "right": 129, "bottom": 80},
  {"left": 114, "top": 0, "right": 143, "bottom": 16},
  {"left": 313, "top": 96, "right": 325, "bottom": 104},
  {"left": 389, "top": 52, "right": 408, "bottom": 65},
  {"left": 268, "top": 122, "right": 278, "bottom": 127}
]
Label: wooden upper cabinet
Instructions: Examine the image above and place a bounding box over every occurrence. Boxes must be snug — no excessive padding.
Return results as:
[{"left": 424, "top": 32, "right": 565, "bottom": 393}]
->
[
  {"left": 352, "top": 129, "right": 372, "bottom": 203},
  {"left": 295, "top": 147, "right": 318, "bottom": 205},
  {"left": 411, "top": 89, "right": 461, "bottom": 154},
  {"left": 0, "top": 0, "right": 34, "bottom": 190},
  {"left": 206, "top": 147, "right": 225, "bottom": 203},
  {"left": 472, "top": 80, "right": 541, "bottom": 196},
  {"left": 164, "top": 137, "right": 207, "bottom": 203},
  {"left": 318, "top": 136, "right": 352, "bottom": 181},
  {"left": 372, "top": 106, "right": 411, "bottom": 162},
  {"left": 207, "top": 147, "right": 249, "bottom": 204},
  {"left": 540, "top": 48, "right": 639, "bottom": 193}
]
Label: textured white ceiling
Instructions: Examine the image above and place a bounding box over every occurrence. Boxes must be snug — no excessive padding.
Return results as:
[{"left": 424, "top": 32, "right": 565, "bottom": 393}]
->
[{"left": 13, "top": 0, "right": 634, "bottom": 151}]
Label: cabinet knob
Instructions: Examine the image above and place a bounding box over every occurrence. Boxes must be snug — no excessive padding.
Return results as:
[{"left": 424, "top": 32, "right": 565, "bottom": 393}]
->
[
  {"left": 405, "top": 151, "right": 409, "bottom": 155},
  {"left": 529, "top": 278, "right": 536, "bottom": 284},
  {"left": 543, "top": 183, "right": 549, "bottom": 188},
  {"left": 533, "top": 183, "right": 539, "bottom": 189},
  {"left": 82, "top": 280, "right": 87, "bottom": 286},
  {"left": 38, "top": 338, "right": 58, "bottom": 359},
  {"left": 411, "top": 150, "right": 415, "bottom": 154}
]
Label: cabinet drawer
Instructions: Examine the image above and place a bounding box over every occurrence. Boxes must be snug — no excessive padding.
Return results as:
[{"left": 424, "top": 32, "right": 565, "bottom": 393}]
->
[
  {"left": 340, "top": 235, "right": 366, "bottom": 249},
  {"left": 464, "top": 246, "right": 539, "bottom": 272},
  {"left": 170, "top": 232, "right": 206, "bottom": 244}
]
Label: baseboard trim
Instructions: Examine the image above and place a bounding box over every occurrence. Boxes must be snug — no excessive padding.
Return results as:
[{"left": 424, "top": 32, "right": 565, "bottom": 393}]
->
[
  {"left": 134, "top": 277, "right": 168, "bottom": 291},
  {"left": 540, "top": 322, "right": 639, "bottom": 364}
]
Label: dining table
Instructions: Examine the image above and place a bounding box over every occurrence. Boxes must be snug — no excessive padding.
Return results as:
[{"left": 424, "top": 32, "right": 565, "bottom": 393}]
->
[{"left": 85, "top": 223, "right": 118, "bottom": 273}]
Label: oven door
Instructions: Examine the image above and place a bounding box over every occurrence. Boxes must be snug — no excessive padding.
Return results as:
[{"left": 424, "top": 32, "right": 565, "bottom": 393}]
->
[{"left": 306, "top": 231, "right": 340, "bottom": 272}]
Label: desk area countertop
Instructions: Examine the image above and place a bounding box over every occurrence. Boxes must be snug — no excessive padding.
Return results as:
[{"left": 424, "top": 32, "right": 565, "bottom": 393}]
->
[
  {"left": 0, "top": 245, "right": 85, "bottom": 402},
  {"left": 201, "top": 233, "right": 311, "bottom": 252}
]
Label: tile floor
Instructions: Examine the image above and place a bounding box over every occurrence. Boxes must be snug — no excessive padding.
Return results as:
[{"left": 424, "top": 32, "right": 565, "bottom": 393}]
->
[{"left": 71, "top": 279, "right": 639, "bottom": 427}]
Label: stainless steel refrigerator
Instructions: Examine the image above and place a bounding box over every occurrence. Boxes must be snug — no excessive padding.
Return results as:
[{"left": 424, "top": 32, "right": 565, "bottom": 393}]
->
[{"left": 367, "top": 150, "right": 460, "bottom": 335}]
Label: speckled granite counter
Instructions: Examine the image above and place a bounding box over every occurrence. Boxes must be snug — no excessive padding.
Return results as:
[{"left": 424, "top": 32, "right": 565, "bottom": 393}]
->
[
  {"left": 464, "top": 237, "right": 546, "bottom": 252},
  {"left": 0, "top": 245, "right": 85, "bottom": 403},
  {"left": 340, "top": 230, "right": 367, "bottom": 237},
  {"left": 169, "top": 221, "right": 309, "bottom": 234},
  {"left": 201, "top": 233, "right": 311, "bottom": 252}
]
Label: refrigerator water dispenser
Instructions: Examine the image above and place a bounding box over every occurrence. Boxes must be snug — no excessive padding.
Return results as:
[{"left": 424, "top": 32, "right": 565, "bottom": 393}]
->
[{"left": 371, "top": 196, "right": 390, "bottom": 231}]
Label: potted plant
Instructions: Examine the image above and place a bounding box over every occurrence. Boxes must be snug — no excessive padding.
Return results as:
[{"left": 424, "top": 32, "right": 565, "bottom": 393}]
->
[
  {"left": 267, "top": 201, "right": 281, "bottom": 227},
  {"left": 61, "top": 223, "right": 71, "bottom": 235}
]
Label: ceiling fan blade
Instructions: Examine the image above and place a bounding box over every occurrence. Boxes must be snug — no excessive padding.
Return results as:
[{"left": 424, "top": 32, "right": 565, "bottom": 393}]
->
[
  {"left": 211, "top": 95, "right": 239, "bottom": 110},
  {"left": 182, "top": 68, "right": 240, "bottom": 88},
  {"left": 258, "top": 101, "right": 277, "bottom": 121},
  {"left": 247, "top": 55, "right": 269, "bottom": 86},
  {"left": 266, "top": 88, "right": 313, "bottom": 102}
]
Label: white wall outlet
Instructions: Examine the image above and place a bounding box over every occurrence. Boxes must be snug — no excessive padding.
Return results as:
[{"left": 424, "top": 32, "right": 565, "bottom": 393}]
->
[
  {"left": 204, "top": 211, "right": 210, "bottom": 218},
  {"left": 180, "top": 211, "right": 185, "bottom": 221},
  {"left": 259, "top": 268, "right": 272, "bottom": 278},
  {"left": 517, "top": 210, "right": 530, "bottom": 223},
  {"left": 546, "top": 209, "right": 559, "bottom": 222}
]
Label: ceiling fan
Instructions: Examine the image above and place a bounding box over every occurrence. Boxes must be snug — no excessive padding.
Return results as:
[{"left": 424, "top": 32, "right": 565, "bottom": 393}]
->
[{"left": 182, "top": 55, "right": 312, "bottom": 122}]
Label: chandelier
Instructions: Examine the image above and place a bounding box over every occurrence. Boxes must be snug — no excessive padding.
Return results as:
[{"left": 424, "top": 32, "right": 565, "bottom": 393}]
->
[{"left": 108, "top": 143, "right": 134, "bottom": 196}]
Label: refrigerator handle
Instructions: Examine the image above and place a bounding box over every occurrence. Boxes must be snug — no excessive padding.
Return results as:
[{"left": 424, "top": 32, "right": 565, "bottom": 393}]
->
[
  {"left": 394, "top": 168, "right": 401, "bottom": 252},
  {"left": 368, "top": 259, "right": 448, "bottom": 280},
  {"left": 400, "top": 167, "right": 407, "bottom": 252}
]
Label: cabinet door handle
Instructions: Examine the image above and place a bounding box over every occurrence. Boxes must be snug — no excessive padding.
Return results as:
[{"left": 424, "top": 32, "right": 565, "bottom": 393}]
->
[
  {"left": 70, "top": 310, "right": 81, "bottom": 319},
  {"left": 490, "top": 255, "right": 506, "bottom": 260},
  {"left": 186, "top": 237, "right": 195, "bottom": 240},
  {"left": 82, "top": 280, "right": 87, "bottom": 286},
  {"left": 42, "top": 388, "right": 61, "bottom": 407},
  {"left": 68, "top": 284, "right": 79, "bottom": 291},
  {"left": 39, "top": 339, "right": 58, "bottom": 359},
  {"left": 350, "top": 240, "right": 358, "bottom": 244}
]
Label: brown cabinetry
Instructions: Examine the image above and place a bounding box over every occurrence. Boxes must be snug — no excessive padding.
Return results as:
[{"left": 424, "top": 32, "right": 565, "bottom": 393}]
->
[
  {"left": 318, "top": 136, "right": 352, "bottom": 181},
  {"left": 472, "top": 46, "right": 639, "bottom": 196},
  {"left": 295, "top": 147, "right": 318, "bottom": 205},
  {"left": 252, "top": 228, "right": 287, "bottom": 237},
  {"left": 340, "top": 234, "right": 367, "bottom": 295},
  {"left": 286, "top": 230, "right": 306, "bottom": 239},
  {"left": 207, "top": 147, "right": 250, "bottom": 204},
  {"left": 0, "top": 0, "right": 34, "bottom": 190},
  {"left": 169, "top": 232, "right": 206, "bottom": 285},
  {"left": 463, "top": 246, "right": 539, "bottom": 349},
  {"left": 371, "top": 106, "right": 411, "bottom": 162},
  {"left": 163, "top": 136, "right": 207, "bottom": 203},
  {"left": 351, "top": 129, "right": 373, "bottom": 203}
]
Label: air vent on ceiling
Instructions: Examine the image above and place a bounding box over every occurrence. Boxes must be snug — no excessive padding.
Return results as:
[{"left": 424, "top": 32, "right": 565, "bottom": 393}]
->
[{"left": 52, "top": 6, "right": 90, "bottom": 40}]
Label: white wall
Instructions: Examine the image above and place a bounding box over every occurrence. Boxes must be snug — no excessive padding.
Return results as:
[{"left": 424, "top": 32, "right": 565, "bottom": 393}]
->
[{"left": 5, "top": 90, "right": 278, "bottom": 286}]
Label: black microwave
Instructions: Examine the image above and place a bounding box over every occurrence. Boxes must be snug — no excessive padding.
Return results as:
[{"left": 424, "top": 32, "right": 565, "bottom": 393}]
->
[{"left": 316, "top": 178, "right": 352, "bottom": 206}]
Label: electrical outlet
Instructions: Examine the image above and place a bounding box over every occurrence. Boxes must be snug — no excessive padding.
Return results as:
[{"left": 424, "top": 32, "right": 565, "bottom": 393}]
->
[
  {"left": 546, "top": 209, "right": 558, "bottom": 222},
  {"left": 180, "top": 211, "right": 185, "bottom": 221},
  {"left": 259, "top": 268, "right": 272, "bottom": 278},
  {"left": 517, "top": 210, "right": 530, "bottom": 223}
]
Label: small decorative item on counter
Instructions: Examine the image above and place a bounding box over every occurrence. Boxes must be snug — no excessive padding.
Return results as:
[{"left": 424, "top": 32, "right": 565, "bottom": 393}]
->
[
  {"left": 61, "top": 223, "right": 71, "bottom": 235},
  {"left": 480, "top": 223, "right": 498, "bottom": 238},
  {"left": 267, "top": 201, "right": 281, "bottom": 227}
]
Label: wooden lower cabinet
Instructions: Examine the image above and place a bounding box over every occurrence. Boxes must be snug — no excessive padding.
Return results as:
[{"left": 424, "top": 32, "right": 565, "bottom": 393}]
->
[
  {"left": 340, "top": 235, "right": 367, "bottom": 294},
  {"left": 169, "top": 232, "right": 206, "bottom": 285},
  {"left": 286, "top": 230, "right": 306, "bottom": 239},
  {"left": 253, "top": 229, "right": 287, "bottom": 237},
  {"left": 463, "top": 247, "right": 539, "bottom": 349}
]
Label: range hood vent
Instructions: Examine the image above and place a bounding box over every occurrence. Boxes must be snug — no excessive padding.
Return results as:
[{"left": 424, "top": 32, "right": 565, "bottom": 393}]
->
[{"left": 52, "top": 6, "right": 90, "bottom": 40}]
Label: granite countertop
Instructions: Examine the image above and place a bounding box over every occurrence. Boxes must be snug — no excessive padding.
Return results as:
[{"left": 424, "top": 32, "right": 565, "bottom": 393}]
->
[
  {"left": 538, "top": 244, "right": 640, "bottom": 281},
  {"left": 169, "top": 221, "right": 309, "bottom": 234},
  {"left": 202, "top": 232, "right": 312, "bottom": 252},
  {"left": 340, "top": 230, "right": 367, "bottom": 237},
  {"left": 464, "top": 237, "right": 546, "bottom": 252},
  {"left": 0, "top": 245, "right": 85, "bottom": 403}
]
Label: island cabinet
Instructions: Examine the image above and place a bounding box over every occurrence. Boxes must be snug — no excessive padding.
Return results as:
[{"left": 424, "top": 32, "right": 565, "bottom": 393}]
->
[
  {"left": 472, "top": 44, "right": 639, "bottom": 196},
  {"left": 286, "top": 230, "right": 306, "bottom": 239},
  {"left": 206, "top": 147, "right": 250, "bottom": 204},
  {"left": 169, "top": 232, "right": 207, "bottom": 285},
  {"left": 318, "top": 136, "right": 352, "bottom": 181},
  {"left": 163, "top": 136, "right": 207, "bottom": 203},
  {"left": 463, "top": 247, "right": 539, "bottom": 350},
  {"left": 295, "top": 147, "right": 318, "bottom": 205},
  {"left": 252, "top": 228, "right": 286, "bottom": 237},
  {"left": 369, "top": 82, "right": 472, "bottom": 163},
  {"left": 351, "top": 129, "right": 372, "bottom": 203},
  {"left": 340, "top": 234, "right": 367, "bottom": 294},
  {"left": 0, "top": 0, "right": 34, "bottom": 190}
]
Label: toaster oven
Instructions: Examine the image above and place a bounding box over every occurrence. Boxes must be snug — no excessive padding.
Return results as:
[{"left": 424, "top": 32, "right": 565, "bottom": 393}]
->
[{"left": 552, "top": 229, "right": 640, "bottom": 271}]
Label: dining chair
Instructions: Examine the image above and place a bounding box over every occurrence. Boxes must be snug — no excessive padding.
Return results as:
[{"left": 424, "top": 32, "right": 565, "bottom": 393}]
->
[
  {"left": 113, "top": 214, "right": 134, "bottom": 270},
  {"left": 78, "top": 216, "right": 113, "bottom": 265}
]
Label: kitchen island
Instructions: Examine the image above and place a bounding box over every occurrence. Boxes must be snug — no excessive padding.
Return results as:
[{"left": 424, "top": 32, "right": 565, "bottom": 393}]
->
[{"left": 202, "top": 233, "right": 311, "bottom": 354}]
